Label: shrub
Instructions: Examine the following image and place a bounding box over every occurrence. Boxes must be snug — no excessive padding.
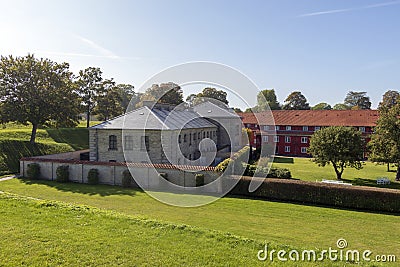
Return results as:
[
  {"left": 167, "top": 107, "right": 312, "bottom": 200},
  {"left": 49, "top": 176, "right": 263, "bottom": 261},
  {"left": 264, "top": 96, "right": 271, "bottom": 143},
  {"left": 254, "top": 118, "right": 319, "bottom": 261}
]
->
[
  {"left": 56, "top": 165, "right": 69, "bottom": 183},
  {"left": 87, "top": 168, "right": 99, "bottom": 185},
  {"left": 122, "top": 169, "right": 132, "bottom": 188},
  {"left": 159, "top": 172, "right": 168, "bottom": 181},
  {"left": 195, "top": 174, "right": 205, "bottom": 187},
  {"left": 242, "top": 163, "right": 292, "bottom": 179},
  {"left": 267, "top": 168, "right": 292, "bottom": 179},
  {"left": 26, "top": 163, "right": 40, "bottom": 180},
  {"left": 215, "top": 146, "right": 251, "bottom": 175}
]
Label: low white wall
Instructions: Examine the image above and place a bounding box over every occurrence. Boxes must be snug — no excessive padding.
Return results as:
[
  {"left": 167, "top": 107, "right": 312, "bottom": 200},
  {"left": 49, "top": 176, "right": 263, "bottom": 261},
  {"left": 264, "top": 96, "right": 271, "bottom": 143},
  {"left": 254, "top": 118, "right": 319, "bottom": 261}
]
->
[{"left": 20, "top": 159, "right": 221, "bottom": 193}]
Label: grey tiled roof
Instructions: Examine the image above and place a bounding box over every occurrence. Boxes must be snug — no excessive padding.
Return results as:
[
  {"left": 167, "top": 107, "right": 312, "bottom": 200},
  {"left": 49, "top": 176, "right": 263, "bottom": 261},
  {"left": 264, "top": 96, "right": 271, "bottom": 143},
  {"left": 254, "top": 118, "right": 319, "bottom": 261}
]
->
[
  {"left": 91, "top": 106, "right": 217, "bottom": 130},
  {"left": 193, "top": 101, "right": 240, "bottom": 118}
]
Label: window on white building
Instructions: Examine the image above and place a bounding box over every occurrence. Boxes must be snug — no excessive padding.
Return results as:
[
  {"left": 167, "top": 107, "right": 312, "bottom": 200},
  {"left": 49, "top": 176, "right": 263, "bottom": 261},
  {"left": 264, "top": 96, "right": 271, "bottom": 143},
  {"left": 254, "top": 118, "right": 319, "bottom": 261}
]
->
[
  {"left": 262, "top": 136, "right": 268, "bottom": 142},
  {"left": 275, "top": 126, "right": 280, "bottom": 131},
  {"left": 140, "top": 136, "right": 149, "bottom": 151},
  {"left": 109, "top": 135, "right": 117, "bottom": 150},
  {"left": 286, "top": 126, "right": 291, "bottom": 131},
  {"left": 301, "top": 137, "right": 308, "bottom": 143},
  {"left": 274, "top": 136, "right": 279, "bottom": 142},
  {"left": 285, "top": 146, "right": 290, "bottom": 152},
  {"left": 285, "top": 136, "right": 291, "bottom": 143},
  {"left": 263, "top": 125, "right": 269, "bottom": 131},
  {"left": 124, "top": 136, "right": 133, "bottom": 150},
  {"left": 301, "top": 147, "right": 307, "bottom": 153}
]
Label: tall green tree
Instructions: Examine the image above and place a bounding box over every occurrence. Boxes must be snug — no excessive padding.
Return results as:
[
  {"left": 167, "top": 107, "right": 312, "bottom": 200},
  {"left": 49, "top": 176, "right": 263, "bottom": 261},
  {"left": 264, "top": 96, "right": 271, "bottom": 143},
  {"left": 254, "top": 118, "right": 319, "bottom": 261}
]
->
[
  {"left": 139, "top": 82, "right": 183, "bottom": 106},
  {"left": 333, "top": 103, "right": 350, "bottom": 110},
  {"left": 344, "top": 91, "right": 371, "bottom": 110},
  {"left": 76, "top": 67, "right": 104, "bottom": 128},
  {"left": 378, "top": 90, "right": 399, "bottom": 110},
  {"left": 0, "top": 54, "right": 79, "bottom": 144},
  {"left": 115, "top": 83, "right": 139, "bottom": 112},
  {"left": 308, "top": 126, "right": 364, "bottom": 179},
  {"left": 254, "top": 89, "right": 281, "bottom": 111},
  {"left": 312, "top": 102, "right": 332, "bottom": 110},
  {"left": 94, "top": 79, "right": 123, "bottom": 121},
  {"left": 189, "top": 87, "right": 229, "bottom": 107},
  {"left": 369, "top": 105, "right": 400, "bottom": 180},
  {"left": 282, "top": 91, "right": 310, "bottom": 110}
]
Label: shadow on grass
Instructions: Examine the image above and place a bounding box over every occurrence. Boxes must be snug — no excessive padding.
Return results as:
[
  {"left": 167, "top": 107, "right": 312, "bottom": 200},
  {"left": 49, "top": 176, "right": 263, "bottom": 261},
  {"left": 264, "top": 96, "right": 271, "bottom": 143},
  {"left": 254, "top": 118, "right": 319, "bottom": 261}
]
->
[
  {"left": 18, "top": 178, "right": 141, "bottom": 197},
  {"left": 45, "top": 128, "right": 89, "bottom": 150},
  {"left": 342, "top": 178, "right": 400, "bottom": 190},
  {"left": 273, "top": 157, "right": 294, "bottom": 164}
]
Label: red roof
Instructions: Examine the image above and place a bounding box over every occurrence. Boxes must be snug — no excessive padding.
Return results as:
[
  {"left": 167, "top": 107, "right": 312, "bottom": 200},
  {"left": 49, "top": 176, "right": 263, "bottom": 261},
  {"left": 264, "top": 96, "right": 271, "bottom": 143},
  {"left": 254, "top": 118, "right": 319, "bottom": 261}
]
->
[{"left": 238, "top": 110, "right": 379, "bottom": 127}]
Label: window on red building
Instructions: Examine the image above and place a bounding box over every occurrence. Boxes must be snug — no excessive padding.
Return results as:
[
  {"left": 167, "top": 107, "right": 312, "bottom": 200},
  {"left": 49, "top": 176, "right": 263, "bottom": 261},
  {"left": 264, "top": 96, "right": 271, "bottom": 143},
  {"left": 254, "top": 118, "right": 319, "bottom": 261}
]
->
[
  {"left": 285, "top": 136, "right": 291, "bottom": 143},
  {"left": 285, "top": 146, "right": 290, "bottom": 152},
  {"left": 301, "top": 137, "right": 308, "bottom": 143}
]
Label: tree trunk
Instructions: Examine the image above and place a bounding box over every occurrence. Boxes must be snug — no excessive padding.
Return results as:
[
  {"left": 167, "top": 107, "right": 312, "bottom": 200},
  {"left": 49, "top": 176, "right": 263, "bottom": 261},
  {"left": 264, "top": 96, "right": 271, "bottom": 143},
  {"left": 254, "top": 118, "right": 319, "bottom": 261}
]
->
[
  {"left": 396, "top": 162, "right": 400, "bottom": 181},
  {"left": 387, "top": 162, "right": 390, "bottom": 172},
  {"left": 332, "top": 162, "right": 343, "bottom": 180},
  {"left": 86, "top": 108, "right": 90, "bottom": 128},
  {"left": 30, "top": 123, "right": 38, "bottom": 144}
]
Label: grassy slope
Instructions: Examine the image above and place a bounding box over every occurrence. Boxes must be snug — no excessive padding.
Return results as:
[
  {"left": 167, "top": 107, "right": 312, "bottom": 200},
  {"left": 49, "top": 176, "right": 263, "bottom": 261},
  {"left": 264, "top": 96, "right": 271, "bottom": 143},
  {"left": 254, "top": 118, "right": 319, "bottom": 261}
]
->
[
  {"left": 0, "top": 193, "right": 279, "bottom": 267},
  {"left": 0, "top": 125, "right": 90, "bottom": 175},
  {"left": 1, "top": 179, "right": 399, "bottom": 259},
  {"left": 272, "top": 156, "right": 400, "bottom": 188}
]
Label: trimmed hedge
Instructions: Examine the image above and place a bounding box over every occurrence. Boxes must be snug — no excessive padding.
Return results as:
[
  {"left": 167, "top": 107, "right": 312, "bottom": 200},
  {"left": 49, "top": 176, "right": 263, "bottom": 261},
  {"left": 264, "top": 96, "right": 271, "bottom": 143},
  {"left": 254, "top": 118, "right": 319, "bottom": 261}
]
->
[
  {"left": 215, "top": 146, "right": 251, "bottom": 174},
  {"left": 26, "top": 163, "right": 40, "bottom": 180},
  {"left": 56, "top": 165, "right": 69, "bottom": 183},
  {"left": 227, "top": 176, "right": 400, "bottom": 213},
  {"left": 243, "top": 164, "right": 291, "bottom": 179},
  {"left": 122, "top": 169, "right": 132, "bottom": 188},
  {"left": 195, "top": 174, "right": 205, "bottom": 187},
  {"left": 87, "top": 168, "right": 99, "bottom": 185}
]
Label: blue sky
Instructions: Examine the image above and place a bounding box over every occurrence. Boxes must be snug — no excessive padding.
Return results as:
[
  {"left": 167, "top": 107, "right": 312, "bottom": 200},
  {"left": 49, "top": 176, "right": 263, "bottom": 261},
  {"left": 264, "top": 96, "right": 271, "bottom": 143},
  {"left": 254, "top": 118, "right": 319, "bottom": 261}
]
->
[{"left": 1, "top": 0, "right": 400, "bottom": 109}]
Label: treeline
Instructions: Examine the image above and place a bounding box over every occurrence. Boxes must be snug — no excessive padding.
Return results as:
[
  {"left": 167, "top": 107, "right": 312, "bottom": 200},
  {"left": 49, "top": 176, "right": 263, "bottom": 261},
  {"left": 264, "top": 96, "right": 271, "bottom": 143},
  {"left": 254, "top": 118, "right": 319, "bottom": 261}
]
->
[
  {"left": 0, "top": 54, "right": 230, "bottom": 144},
  {"left": 242, "top": 89, "right": 399, "bottom": 112}
]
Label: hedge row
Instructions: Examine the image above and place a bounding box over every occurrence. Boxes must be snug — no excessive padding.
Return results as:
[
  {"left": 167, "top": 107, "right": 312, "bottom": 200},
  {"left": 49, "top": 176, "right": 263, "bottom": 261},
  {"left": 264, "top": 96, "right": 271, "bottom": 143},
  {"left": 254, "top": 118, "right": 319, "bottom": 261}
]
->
[{"left": 226, "top": 176, "right": 400, "bottom": 213}]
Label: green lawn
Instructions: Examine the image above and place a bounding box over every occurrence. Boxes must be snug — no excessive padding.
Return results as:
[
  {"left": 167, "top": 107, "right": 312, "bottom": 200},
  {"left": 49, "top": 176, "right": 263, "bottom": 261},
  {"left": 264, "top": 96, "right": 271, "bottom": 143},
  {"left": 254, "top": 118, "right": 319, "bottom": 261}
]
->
[
  {"left": 1, "top": 178, "right": 399, "bottom": 264},
  {"left": 272, "top": 156, "right": 400, "bottom": 188}
]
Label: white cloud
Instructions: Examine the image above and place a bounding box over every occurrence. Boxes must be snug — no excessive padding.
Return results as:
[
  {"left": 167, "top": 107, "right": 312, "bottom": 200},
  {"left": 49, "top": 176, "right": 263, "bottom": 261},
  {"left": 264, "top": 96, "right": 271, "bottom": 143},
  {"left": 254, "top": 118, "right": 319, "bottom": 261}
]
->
[{"left": 74, "top": 34, "right": 120, "bottom": 59}]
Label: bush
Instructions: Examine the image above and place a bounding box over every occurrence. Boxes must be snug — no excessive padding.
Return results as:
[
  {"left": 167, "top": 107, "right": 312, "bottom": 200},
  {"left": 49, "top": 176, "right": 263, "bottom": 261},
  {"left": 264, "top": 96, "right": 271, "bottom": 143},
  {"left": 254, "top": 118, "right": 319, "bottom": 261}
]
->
[
  {"left": 242, "top": 163, "right": 291, "bottom": 179},
  {"left": 26, "top": 163, "right": 40, "bottom": 180},
  {"left": 215, "top": 146, "right": 251, "bottom": 174},
  {"left": 195, "top": 174, "right": 205, "bottom": 187},
  {"left": 87, "top": 168, "right": 99, "bottom": 185},
  {"left": 56, "top": 165, "right": 69, "bottom": 183},
  {"left": 227, "top": 176, "right": 400, "bottom": 213},
  {"left": 122, "top": 169, "right": 132, "bottom": 188}
]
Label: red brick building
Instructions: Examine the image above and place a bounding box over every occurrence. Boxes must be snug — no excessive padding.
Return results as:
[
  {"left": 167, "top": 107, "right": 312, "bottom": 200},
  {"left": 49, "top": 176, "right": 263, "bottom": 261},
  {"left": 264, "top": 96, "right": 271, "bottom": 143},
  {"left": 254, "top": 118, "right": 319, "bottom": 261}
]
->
[{"left": 239, "top": 110, "right": 379, "bottom": 157}]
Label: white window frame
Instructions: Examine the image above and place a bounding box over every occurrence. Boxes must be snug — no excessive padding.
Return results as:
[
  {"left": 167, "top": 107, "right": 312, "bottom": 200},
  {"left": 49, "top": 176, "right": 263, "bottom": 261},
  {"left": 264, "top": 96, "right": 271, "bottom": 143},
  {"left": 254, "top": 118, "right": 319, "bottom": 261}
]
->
[
  {"left": 285, "top": 136, "right": 291, "bottom": 143},
  {"left": 301, "top": 147, "right": 307, "bottom": 153},
  {"left": 286, "top": 126, "right": 291, "bottom": 131},
  {"left": 315, "top": 126, "right": 320, "bottom": 131},
  {"left": 274, "top": 135, "right": 279, "bottom": 143},
  {"left": 263, "top": 125, "right": 269, "bottom": 131},
  {"left": 359, "top": 127, "right": 365, "bottom": 132},
  {"left": 301, "top": 137, "right": 308, "bottom": 143},
  {"left": 285, "top": 146, "right": 290, "bottom": 153},
  {"left": 275, "top": 125, "right": 280, "bottom": 131},
  {"left": 262, "top": 136, "right": 268, "bottom": 142},
  {"left": 303, "top": 126, "right": 308, "bottom": 131}
]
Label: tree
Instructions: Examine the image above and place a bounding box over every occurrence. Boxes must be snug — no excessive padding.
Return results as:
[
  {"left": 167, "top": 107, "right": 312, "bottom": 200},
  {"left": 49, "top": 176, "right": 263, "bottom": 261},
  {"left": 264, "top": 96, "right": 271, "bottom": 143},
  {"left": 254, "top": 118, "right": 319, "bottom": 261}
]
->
[
  {"left": 115, "top": 83, "right": 139, "bottom": 112},
  {"left": 282, "top": 91, "right": 310, "bottom": 110},
  {"left": 333, "top": 103, "right": 350, "bottom": 110},
  {"left": 308, "top": 126, "right": 364, "bottom": 179},
  {"left": 369, "top": 105, "right": 400, "bottom": 180},
  {"left": 254, "top": 89, "right": 281, "bottom": 111},
  {"left": 0, "top": 54, "right": 79, "bottom": 144},
  {"left": 378, "top": 90, "right": 399, "bottom": 110},
  {"left": 312, "top": 102, "right": 332, "bottom": 110},
  {"left": 94, "top": 79, "right": 123, "bottom": 121},
  {"left": 76, "top": 67, "right": 104, "bottom": 128},
  {"left": 139, "top": 82, "right": 183, "bottom": 106},
  {"left": 190, "top": 87, "right": 229, "bottom": 106},
  {"left": 344, "top": 91, "right": 371, "bottom": 110},
  {"left": 232, "top": 107, "right": 243, "bottom": 113}
]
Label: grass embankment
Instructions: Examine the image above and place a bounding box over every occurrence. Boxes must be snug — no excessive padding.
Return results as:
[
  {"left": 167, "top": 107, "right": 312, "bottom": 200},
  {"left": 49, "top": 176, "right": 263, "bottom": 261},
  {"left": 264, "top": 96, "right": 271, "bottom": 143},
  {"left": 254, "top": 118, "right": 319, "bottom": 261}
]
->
[
  {"left": 0, "top": 123, "right": 90, "bottom": 175},
  {"left": 1, "top": 178, "right": 399, "bottom": 262},
  {"left": 272, "top": 156, "right": 400, "bottom": 189}
]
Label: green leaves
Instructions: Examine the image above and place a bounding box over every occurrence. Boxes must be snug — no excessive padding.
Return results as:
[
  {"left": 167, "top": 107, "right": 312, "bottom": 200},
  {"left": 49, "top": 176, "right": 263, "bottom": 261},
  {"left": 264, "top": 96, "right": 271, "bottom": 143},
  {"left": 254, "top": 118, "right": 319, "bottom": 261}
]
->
[{"left": 308, "top": 126, "right": 364, "bottom": 179}]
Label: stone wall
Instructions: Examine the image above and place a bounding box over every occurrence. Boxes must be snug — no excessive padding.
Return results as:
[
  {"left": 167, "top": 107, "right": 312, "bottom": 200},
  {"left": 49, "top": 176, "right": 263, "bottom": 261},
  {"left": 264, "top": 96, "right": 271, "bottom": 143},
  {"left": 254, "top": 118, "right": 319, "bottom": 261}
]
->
[{"left": 20, "top": 158, "right": 221, "bottom": 192}]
